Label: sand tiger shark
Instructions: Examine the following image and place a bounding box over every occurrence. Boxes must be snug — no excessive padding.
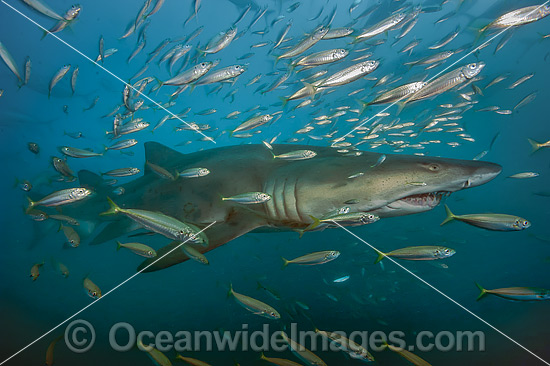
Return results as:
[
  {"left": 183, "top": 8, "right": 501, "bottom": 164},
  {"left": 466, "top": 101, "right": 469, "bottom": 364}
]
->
[{"left": 66, "top": 142, "right": 501, "bottom": 273}]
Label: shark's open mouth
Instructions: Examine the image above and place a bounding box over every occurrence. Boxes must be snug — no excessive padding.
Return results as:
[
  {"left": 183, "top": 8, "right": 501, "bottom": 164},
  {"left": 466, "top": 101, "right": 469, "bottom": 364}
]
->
[{"left": 392, "top": 191, "right": 451, "bottom": 208}]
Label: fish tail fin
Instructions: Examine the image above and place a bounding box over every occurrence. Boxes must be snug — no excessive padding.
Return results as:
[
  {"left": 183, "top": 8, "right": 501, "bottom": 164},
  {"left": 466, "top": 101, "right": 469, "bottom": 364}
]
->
[
  {"left": 374, "top": 249, "right": 386, "bottom": 264},
  {"left": 527, "top": 138, "right": 541, "bottom": 154},
  {"left": 116, "top": 241, "right": 122, "bottom": 251},
  {"left": 189, "top": 83, "right": 196, "bottom": 93},
  {"left": 278, "top": 96, "right": 289, "bottom": 108},
  {"left": 57, "top": 223, "right": 63, "bottom": 232},
  {"left": 281, "top": 257, "right": 290, "bottom": 269},
  {"left": 26, "top": 196, "right": 35, "bottom": 211},
  {"left": 440, "top": 204, "right": 455, "bottom": 226},
  {"left": 355, "top": 98, "right": 370, "bottom": 116},
  {"left": 41, "top": 30, "right": 48, "bottom": 41},
  {"left": 475, "top": 282, "right": 488, "bottom": 301},
  {"left": 260, "top": 352, "right": 267, "bottom": 360},
  {"left": 227, "top": 282, "right": 234, "bottom": 299},
  {"left": 99, "top": 197, "right": 120, "bottom": 216},
  {"left": 306, "top": 215, "right": 321, "bottom": 231},
  {"left": 13, "top": 177, "right": 20, "bottom": 188},
  {"left": 395, "top": 101, "right": 406, "bottom": 116},
  {"left": 256, "top": 281, "right": 263, "bottom": 290}
]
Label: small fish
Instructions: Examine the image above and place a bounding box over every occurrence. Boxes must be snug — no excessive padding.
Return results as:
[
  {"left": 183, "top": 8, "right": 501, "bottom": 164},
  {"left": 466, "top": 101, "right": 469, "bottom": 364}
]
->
[
  {"left": 181, "top": 243, "right": 208, "bottom": 265},
  {"left": 333, "top": 275, "right": 350, "bottom": 283},
  {"left": 280, "top": 331, "right": 327, "bottom": 366},
  {"left": 256, "top": 281, "right": 281, "bottom": 300},
  {"left": 59, "top": 146, "right": 103, "bottom": 158},
  {"left": 228, "top": 283, "right": 280, "bottom": 319},
  {"left": 513, "top": 92, "right": 537, "bottom": 110},
  {"left": 282, "top": 250, "right": 340, "bottom": 268},
  {"left": 307, "top": 212, "right": 379, "bottom": 231},
  {"left": 177, "top": 167, "right": 210, "bottom": 178},
  {"left": 137, "top": 337, "right": 171, "bottom": 366},
  {"left": 315, "top": 328, "right": 375, "bottom": 362},
  {"left": 441, "top": 204, "right": 530, "bottom": 231},
  {"left": 64, "top": 130, "right": 83, "bottom": 139},
  {"left": 480, "top": 5, "right": 550, "bottom": 32},
  {"left": 83, "top": 277, "right": 101, "bottom": 299},
  {"left": 83, "top": 96, "right": 100, "bottom": 111},
  {"left": 49, "top": 214, "right": 79, "bottom": 226},
  {"left": 371, "top": 154, "right": 386, "bottom": 168},
  {"left": 59, "top": 224, "right": 80, "bottom": 247},
  {"left": 507, "top": 73, "right": 534, "bottom": 89},
  {"left": 106, "top": 139, "right": 138, "bottom": 151},
  {"left": 347, "top": 172, "right": 364, "bottom": 179},
  {"left": 384, "top": 342, "right": 432, "bottom": 366},
  {"left": 26, "top": 209, "right": 48, "bottom": 221},
  {"left": 48, "top": 64, "right": 71, "bottom": 98},
  {"left": 100, "top": 198, "right": 207, "bottom": 245},
  {"left": 476, "top": 283, "right": 550, "bottom": 301},
  {"left": 259, "top": 353, "right": 302, "bottom": 366},
  {"left": 0, "top": 41, "right": 23, "bottom": 83},
  {"left": 44, "top": 335, "right": 63, "bottom": 366},
  {"left": 507, "top": 172, "right": 539, "bottom": 179},
  {"left": 52, "top": 156, "right": 75, "bottom": 178},
  {"left": 117, "top": 241, "right": 156, "bottom": 258},
  {"left": 272, "top": 149, "right": 316, "bottom": 160},
  {"left": 23, "top": 56, "right": 31, "bottom": 85},
  {"left": 15, "top": 178, "right": 32, "bottom": 192},
  {"left": 30, "top": 262, "right": 44, "bottom": 281},
  {"left": 375, "top": 246, "right": 455, "bottom": 264},
  {"left": 113, "top": 187, "right": 125, "bottom": 195},
  {"left": 22, "top": 0, "right": 64, "bottom": 20},
  {"left": 146, "top": 161, "right": 176, "bottom": 180},
  {"left": 222, "top": 192, "right": 271, "bottom": 204},
  {"left": 102, "top": 167, "right": 141, "bottom": 177},
  {"left": 27, "top": 188, "right": 92, "bottom": 209},
  {"left": 175, "top": 355, "right": 212, "bottom": 366}
]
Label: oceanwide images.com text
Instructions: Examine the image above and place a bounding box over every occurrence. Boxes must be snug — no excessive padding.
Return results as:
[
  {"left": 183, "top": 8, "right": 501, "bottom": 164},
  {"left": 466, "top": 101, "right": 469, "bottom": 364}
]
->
[{"left": 64, "top": 320, "right": 486, "bottom": 354}]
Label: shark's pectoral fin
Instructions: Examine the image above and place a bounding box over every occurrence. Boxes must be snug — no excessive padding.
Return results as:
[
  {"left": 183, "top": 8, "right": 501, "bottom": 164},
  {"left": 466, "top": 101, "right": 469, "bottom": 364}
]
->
[
  {"left": 88, "top": 218, "right": 140, "bottom": 245},
  {"left": 137, "top": 209, "right": 267, "bottom": 273}
]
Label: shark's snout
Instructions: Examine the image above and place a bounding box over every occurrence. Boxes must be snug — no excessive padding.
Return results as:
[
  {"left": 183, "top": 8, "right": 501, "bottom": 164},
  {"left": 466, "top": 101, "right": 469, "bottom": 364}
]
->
[{"left": 467, "top": 161, "right": 502, "bottom": 188}]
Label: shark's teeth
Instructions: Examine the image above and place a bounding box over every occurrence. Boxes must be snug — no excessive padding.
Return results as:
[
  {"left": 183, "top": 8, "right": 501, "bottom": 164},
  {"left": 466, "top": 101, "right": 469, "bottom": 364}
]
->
[{"left": 399, "top": 191, "right": 450, "bottom": 207}]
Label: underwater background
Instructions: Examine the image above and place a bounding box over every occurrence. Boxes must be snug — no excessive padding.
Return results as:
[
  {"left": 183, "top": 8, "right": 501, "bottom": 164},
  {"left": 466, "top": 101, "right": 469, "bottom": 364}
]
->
[{"left": 0, "top": 0, "right": 549, "bottom": 365}]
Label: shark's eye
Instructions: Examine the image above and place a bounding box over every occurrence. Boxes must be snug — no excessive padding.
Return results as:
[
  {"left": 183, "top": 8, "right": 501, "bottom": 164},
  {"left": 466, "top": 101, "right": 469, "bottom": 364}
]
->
[{"left": 429, "top": 164, "right": 440, "bottom": 171}]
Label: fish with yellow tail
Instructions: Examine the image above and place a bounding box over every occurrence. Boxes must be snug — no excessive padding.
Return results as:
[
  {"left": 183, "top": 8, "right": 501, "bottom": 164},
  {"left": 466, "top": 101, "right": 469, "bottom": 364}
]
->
[
  {"left": 374, "top": 245, "right": 455, "bottom": 264},
  {"left": 441, "top": 204, "right": 530, "bottom": 231},
  {"left": 475, "top": 283, "right": 550, "bottom": 301}
]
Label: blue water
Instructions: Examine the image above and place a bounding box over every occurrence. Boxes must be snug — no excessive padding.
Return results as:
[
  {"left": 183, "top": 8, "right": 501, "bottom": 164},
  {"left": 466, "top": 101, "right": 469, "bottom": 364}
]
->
[{"left": 1, "top": 0, "right": 550, "bottom": 365}]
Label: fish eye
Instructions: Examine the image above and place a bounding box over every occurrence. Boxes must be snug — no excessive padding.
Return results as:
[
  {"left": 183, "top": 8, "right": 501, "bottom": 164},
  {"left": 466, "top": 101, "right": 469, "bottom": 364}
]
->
[
  {"left": 91, "top": 291, "right": 96, "bottom": 297},
  {"left": 444, "top": 249, "right": 450, "bottom": 254},
  {"left": 523, "top": 221, "right": 528, "bottom": 226},
  {"left": 147, "top": 251, "right": 153, "bottom": 256},
  {"left": 469, "top": 64, "right": 476, "bottom": 69},
  {"left": 200, "top": 62, "right": 206, "bottom": 67}
]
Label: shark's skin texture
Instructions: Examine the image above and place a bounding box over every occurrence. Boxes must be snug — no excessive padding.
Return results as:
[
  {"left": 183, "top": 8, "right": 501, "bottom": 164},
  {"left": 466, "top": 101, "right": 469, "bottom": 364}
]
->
[{"left": 69, "top": 142, "right": 501, "bottom": 273}]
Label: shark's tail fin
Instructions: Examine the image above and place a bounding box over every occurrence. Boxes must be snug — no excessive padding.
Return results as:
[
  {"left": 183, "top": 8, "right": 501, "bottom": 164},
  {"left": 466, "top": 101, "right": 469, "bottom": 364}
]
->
[
  {"left": 475, "top": 282, "right": 488, "bottom": 301},
  {"left": 527, "top": 138, "right": 541, "bottom": 154},
  {"left": 440, "top": 204, "right": 456, "bottom": 226}
]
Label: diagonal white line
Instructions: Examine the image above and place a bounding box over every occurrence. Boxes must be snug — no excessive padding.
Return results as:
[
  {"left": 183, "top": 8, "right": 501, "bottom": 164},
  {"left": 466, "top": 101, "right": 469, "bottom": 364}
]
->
[
  {"left": 333, "top": 0, "right": 550, "bottom": 144},
  {"left": 332, "top": 221, "right": 550, "bottom": 366},
  {"left": 0, "top": 221, "right": 217, "bottom": 365},
  {"left": 0, "top": 0, "right": 216, "bottom": 144}
]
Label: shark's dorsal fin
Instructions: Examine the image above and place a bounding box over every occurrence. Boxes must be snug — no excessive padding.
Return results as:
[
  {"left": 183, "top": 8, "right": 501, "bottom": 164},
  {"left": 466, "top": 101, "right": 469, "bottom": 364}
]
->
[
  {"left": 78, "top": 170, "right": 105, "bottom": 190},
  {"left": 144, "top": 142, "right": 184, "bottom": 170}
]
